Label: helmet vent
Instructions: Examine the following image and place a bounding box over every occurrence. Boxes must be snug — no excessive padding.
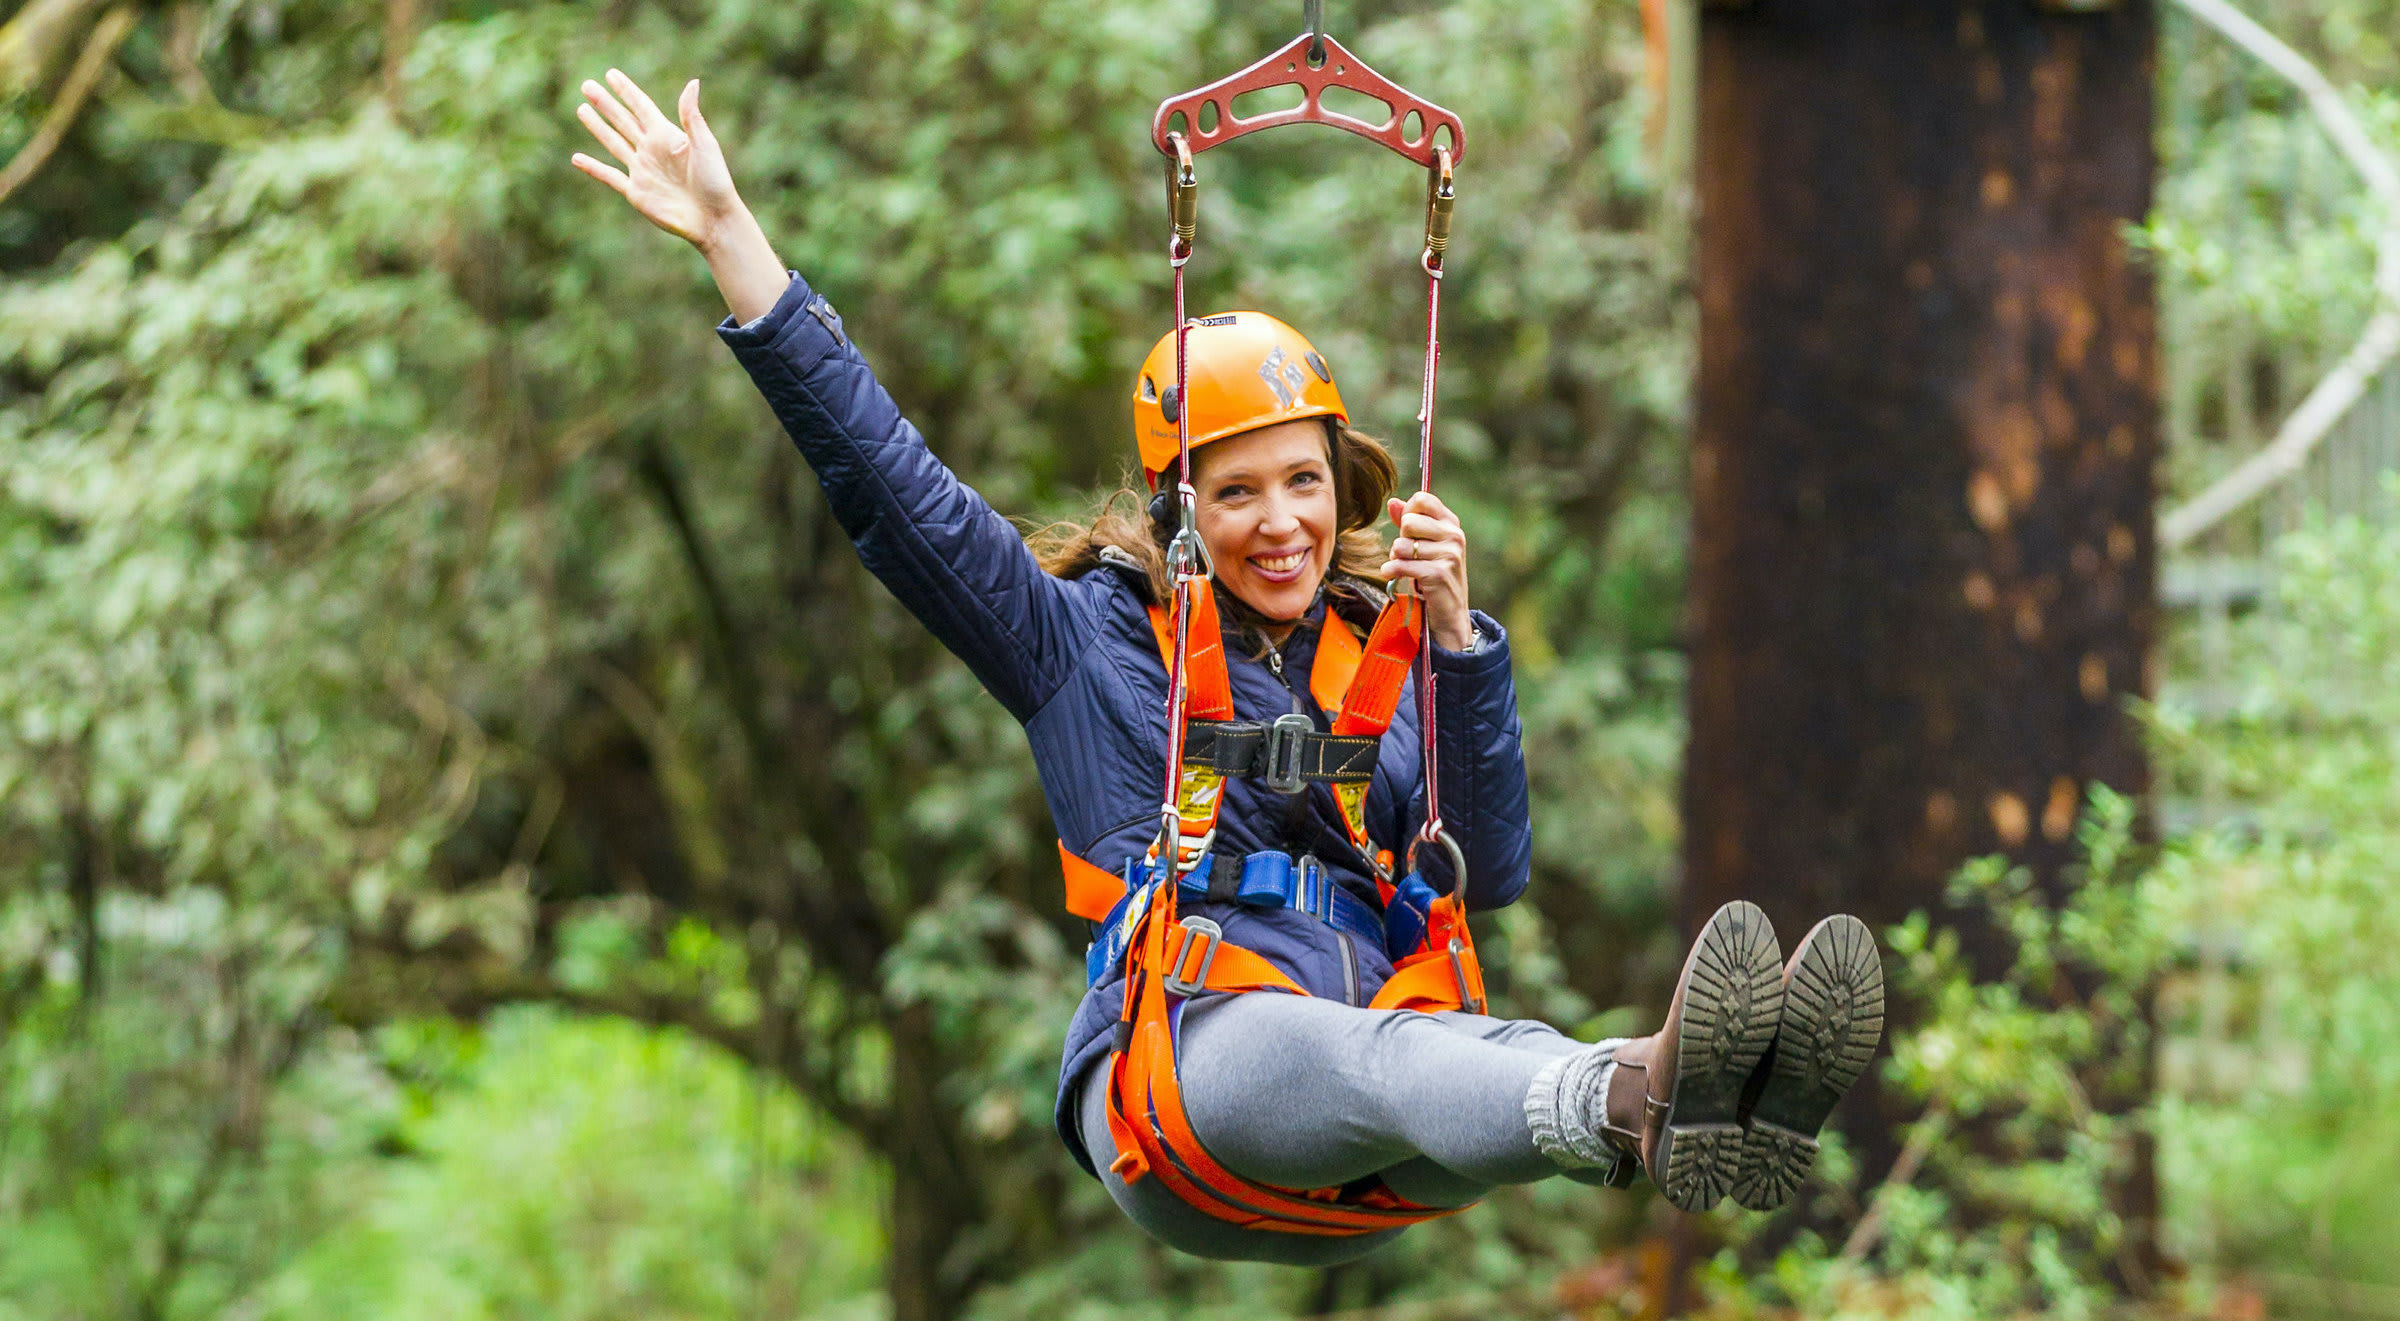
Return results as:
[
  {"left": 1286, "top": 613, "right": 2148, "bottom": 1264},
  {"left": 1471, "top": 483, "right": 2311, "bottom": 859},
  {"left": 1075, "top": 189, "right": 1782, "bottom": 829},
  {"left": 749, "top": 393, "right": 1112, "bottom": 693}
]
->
[
  {"left": 1139, "top": 374, "right": 1158, "bottom": 402},
  {"left": 1306, "top": 351, "right": 1332, "bottom": 383}
]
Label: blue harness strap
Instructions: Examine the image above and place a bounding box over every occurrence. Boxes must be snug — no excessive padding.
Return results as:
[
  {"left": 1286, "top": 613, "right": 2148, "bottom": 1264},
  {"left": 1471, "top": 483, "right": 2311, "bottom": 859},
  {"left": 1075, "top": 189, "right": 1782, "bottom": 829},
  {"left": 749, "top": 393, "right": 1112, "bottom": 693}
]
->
[{"left": 1087, "top": 851, "right": 1388, "bottom": 985}]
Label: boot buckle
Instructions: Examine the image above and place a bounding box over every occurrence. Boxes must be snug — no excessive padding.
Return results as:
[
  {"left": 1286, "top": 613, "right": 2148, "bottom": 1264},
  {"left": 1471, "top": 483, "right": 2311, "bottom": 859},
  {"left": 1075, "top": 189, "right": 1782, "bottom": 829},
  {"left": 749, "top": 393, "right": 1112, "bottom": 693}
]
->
[
  {"left": 1599, "top": 1149, "right": 1640, "bottom": 1189},
  {"left": 1595, "top": 1121, "right": 1645, "bottom": 1188}
]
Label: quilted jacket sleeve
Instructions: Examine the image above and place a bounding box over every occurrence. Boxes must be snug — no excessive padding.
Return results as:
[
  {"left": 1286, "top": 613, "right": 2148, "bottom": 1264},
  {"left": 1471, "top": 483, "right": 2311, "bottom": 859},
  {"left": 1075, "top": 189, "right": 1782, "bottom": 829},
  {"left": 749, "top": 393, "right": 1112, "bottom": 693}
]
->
[
  {"left": 717, "top": 272, "right": 1085, "bottom": 721},
  {"left": 1406, "top": 610, "right": 1532, "bottom": 911}
]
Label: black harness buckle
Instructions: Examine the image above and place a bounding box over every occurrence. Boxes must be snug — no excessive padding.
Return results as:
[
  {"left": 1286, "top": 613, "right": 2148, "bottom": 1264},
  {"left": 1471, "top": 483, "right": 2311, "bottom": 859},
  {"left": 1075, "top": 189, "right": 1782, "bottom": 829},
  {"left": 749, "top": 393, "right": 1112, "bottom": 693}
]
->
[{"left": 1259, "top": 712, "right": 1315, "bottom": 795}]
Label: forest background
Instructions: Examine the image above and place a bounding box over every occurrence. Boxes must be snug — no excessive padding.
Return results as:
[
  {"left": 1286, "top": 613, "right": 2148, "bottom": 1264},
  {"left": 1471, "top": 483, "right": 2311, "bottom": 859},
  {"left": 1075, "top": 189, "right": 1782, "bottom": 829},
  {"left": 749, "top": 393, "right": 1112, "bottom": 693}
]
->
[{"left": 0, "top": 0, "right": 2395, "bottom": 1317}]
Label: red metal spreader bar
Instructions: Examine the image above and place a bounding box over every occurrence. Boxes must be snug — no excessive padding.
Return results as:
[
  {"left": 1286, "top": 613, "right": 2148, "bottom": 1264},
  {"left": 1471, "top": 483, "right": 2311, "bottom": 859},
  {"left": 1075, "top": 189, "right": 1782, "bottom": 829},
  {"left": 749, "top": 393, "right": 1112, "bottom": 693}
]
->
[{"left": 1150, "top": 30, "right": 1466, "bottom": 168}]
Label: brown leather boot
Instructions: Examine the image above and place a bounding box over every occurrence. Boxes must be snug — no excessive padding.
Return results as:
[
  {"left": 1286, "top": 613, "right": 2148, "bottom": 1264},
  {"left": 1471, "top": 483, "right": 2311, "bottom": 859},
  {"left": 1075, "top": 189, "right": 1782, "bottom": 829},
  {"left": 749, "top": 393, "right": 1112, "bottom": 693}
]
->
[
  {"left": 1729, "top": 914, "right": 1886, "bottom": 1211},
  {"left": 1600, "top": 899, "right": 1785, "bottom": 1211}
]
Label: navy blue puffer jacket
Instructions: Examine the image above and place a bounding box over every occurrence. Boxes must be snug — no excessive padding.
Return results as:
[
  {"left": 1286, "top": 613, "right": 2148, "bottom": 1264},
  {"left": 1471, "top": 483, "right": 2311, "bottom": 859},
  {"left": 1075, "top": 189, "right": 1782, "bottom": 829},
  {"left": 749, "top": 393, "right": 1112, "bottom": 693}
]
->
[{"left": 717, "top": 272, "right": 1533, "bottom": 1177}]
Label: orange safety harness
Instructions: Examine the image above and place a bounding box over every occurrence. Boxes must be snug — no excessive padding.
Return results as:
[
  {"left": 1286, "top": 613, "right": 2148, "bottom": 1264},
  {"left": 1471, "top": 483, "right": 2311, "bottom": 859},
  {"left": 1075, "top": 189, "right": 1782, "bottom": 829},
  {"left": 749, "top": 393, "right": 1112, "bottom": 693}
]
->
[{"left": 1056, "top": 5, "right": 1489, "bottom": 1237}]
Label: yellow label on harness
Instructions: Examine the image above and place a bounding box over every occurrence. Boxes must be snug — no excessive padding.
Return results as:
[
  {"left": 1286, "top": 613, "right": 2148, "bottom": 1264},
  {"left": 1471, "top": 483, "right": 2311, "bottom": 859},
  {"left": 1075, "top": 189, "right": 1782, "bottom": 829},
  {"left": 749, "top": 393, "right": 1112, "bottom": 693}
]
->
[
  {"left": 1333, "top": 780, "right": 1373, "bottom": 851},
  {"left": 1176, "top": 769, "right": 1225, "bottom": 823}
]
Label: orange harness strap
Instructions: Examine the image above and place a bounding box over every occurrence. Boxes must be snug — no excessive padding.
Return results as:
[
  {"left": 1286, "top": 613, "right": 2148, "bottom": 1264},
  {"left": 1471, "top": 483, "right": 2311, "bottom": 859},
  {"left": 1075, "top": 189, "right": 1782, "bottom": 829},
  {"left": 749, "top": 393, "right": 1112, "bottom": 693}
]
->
[
  {"left": 1103, "top": 892, "right": 1470, "bottom": 1234},
  {"left": 1171, "top": 597, "right": 1417, "bottom": 869},
  {"left": 1366, "top": 891, "right": 1487, "bottom": 1014},
  {"left": 1064, "top": 596, "right": 1489, "bottom": 1236},
  {"left": 1308, "top": 603, "right": 1364, "bottom": 714},
  {"left": 1331, "top": 595, "right": 1423, "bottom": 738},
  {"left": 1145, "top": 595, "right": 1383, "bottom": 722},
  {"left": 1060, "top": 844, "right": 1126, "bottom": 923},
  {"left": 1151, "top": 579, "right": 1236, "bottom": 876}
]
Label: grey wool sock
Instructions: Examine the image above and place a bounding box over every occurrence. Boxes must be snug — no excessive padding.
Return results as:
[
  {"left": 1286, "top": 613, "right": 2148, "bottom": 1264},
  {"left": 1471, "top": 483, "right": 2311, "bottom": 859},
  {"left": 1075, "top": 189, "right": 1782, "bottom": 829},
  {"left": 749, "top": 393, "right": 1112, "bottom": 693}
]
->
[{"left": 1524, "top": 1038, "right": 1632, "bottom": 1169}]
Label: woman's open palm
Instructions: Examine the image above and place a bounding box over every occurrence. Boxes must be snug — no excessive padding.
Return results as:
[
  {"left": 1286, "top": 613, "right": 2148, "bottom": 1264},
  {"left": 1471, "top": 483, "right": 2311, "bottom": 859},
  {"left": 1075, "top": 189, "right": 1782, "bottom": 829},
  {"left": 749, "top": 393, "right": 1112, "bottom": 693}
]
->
[{"left": 571, "top": 70, "right": 740, "bottom": 248}]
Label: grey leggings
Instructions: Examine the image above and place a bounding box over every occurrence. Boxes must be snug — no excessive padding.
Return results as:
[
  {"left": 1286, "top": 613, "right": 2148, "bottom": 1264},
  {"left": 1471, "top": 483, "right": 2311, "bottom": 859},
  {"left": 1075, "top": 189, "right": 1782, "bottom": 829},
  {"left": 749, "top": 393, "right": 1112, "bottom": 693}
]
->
[{"left": 1073, "top": 989, "right": 1607, "bottom": 1266}]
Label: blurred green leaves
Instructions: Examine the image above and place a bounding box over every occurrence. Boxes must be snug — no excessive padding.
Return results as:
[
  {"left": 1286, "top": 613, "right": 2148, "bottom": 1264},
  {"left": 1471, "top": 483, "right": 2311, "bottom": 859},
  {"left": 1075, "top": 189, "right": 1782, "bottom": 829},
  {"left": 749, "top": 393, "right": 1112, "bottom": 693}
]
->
[
  {"left": 0, "top": 0, "right": 1690, "bottom": 1312},
  {"left": 257, "top": 1010, "right": 885, "bottom": 1321}
]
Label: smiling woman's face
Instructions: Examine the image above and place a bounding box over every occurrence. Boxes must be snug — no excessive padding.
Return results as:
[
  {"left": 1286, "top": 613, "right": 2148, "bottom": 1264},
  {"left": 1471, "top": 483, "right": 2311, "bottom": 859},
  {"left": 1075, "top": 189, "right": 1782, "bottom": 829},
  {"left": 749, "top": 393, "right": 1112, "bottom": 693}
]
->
[{"left": 1188, "top": 419, "right": 1339, "bottom": 624}]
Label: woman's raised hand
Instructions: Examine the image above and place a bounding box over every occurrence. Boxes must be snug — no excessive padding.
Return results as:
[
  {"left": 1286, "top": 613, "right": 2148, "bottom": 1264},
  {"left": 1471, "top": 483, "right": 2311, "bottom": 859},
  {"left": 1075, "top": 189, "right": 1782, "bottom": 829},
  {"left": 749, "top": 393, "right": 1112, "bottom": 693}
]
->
[
  {"left": 1381, "top": 492, "right": 1476, "bottom": 652},
  {"left": 570, "top": 70, "right": 788, "bottom": 324},
  {"left": 571, "top": 71, "right": 742, "bottom": 249}
]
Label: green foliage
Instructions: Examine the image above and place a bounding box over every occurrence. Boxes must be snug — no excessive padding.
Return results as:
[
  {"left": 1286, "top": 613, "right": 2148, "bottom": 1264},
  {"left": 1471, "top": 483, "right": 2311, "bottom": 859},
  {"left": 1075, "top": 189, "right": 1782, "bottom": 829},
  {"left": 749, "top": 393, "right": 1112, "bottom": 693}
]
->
[
  {"left": 2141, "top": 0, "right": 2400, "bottom": 521},
  {"left": 257, "top": 1010, "right": 883, "bottom": 1321},
  {"left": 1703, "top": 507, "right": 2400, "bottom": 1320},
  {"left": 2146, "top": 508, "right": 2400, "bottom": 1295},
  {"left": 0, "top": 884, "right": 354, "bottom": 1320},
  {"left": 1709, "top": 791, "right": 2163, "bottom": 1321},
  {"left": 27, "top": 0, "right": 2400, "bottom": 1314},
  {"left": 0, "top": 0, "right": 1687, "bottom": 1313}
]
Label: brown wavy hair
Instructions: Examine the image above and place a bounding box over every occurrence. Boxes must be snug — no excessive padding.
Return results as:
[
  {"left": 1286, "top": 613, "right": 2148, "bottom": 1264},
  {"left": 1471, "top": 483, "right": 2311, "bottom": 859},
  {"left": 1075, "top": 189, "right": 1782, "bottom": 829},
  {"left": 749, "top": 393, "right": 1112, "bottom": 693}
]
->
[{"left": 1026, "top": 420, "right": 1399, "bottom": 612}]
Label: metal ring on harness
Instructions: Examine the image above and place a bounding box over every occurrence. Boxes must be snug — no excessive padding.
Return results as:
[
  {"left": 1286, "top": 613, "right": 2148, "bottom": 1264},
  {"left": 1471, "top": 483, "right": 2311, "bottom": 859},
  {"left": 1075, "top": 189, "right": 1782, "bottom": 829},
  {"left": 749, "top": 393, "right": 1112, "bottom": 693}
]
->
[
  {"left": 1157, "top": 803, "right": 1217, "bottom": 875},
  {"left": 1407, "top": 824, "right": 1469, "bottom": 903},
  {"left": 1405, "top": 827, "right": 1482, "bottom": 1014}
]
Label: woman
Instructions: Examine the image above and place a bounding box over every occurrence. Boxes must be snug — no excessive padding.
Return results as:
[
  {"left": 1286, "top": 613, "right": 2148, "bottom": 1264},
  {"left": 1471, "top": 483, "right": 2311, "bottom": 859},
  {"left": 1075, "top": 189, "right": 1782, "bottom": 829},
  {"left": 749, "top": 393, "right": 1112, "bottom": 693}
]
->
[{"left": 569, "top": 70, "right": 1883, "bottom": 1263}]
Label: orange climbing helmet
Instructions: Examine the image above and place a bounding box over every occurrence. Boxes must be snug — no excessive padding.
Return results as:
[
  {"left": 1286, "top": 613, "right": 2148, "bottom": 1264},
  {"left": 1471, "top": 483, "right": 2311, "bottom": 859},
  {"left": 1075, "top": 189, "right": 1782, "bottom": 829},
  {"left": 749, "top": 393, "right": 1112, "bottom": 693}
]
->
[{"left": 1132, "top": 311, "right": 1347, "bottom": 485}]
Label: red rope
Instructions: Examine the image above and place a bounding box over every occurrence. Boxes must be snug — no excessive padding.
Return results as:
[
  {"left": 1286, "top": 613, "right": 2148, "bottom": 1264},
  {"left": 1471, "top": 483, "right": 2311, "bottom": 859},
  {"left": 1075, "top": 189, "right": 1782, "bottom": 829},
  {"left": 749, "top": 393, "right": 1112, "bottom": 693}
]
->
[
  {"left": 1158, "top": 244, "right": 1195, "bottom": 847},
  {"left": 1414, "top": 252, "right": 1445, "bottom": 846},
  {"left": 1151, "top": 143, "right": 1453, "bottom": 884}
]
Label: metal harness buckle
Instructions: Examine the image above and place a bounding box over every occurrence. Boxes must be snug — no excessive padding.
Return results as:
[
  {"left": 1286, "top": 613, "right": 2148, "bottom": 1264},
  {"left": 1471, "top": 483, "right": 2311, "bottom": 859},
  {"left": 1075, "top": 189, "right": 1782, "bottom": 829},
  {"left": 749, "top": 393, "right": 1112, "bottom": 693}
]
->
[
  {"left": 1171, "top": 825, "right": 1218, "bottom": 874},
  {"left": 1258, "top": 712, "right": 1315, "bottom": 794},
  {"left": 1447, "top": 936, "right": 1485, "bottom": 1016},
  {"left": 1162, "top": 916, "right": 1224, "bottom": 997}
]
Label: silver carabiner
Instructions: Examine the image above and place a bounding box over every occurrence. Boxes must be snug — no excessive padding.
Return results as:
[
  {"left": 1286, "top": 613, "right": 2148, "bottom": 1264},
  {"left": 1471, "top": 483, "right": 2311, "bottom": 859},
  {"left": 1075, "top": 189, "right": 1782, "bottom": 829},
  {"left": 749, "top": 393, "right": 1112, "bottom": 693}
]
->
[
  {"left": 1165, "top": 525, "right": 1210, "bottom": 580},
  {"left": 1448, "top": 936, "right": 1485, "bottom": 1016}
]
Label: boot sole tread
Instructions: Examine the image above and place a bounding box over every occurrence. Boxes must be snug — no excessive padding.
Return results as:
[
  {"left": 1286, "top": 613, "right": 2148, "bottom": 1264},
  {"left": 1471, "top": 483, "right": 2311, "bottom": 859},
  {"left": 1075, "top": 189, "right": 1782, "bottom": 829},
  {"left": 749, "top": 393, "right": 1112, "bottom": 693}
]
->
[
  {"left": 1658, "top": 900, "right": 1785, "bottom": 1213},
  {"left": 1731, "top": 915, "right": 1886, "bottom": 1212}
]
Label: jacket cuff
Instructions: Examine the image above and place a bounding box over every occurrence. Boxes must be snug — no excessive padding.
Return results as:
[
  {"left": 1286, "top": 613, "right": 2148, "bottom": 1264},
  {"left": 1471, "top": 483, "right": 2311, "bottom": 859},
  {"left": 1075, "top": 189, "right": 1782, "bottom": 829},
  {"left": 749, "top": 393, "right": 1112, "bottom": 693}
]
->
[
  {"left": 715, "top": 270, "right": 848, "bottom": 370},
  {"left": 1430, "top": 610, "right": 1509, "bottom": 676}
]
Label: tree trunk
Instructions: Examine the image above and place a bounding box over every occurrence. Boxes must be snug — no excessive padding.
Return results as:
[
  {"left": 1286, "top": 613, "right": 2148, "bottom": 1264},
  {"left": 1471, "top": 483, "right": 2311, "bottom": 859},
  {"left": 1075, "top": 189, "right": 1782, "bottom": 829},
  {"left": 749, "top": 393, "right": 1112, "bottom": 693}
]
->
[
  {"left": 1684, "top": 0, "right": 2157, "bottom": 1185},
  {"left": 881, "top": 1005, "right": 979, "bottom": 1321}
]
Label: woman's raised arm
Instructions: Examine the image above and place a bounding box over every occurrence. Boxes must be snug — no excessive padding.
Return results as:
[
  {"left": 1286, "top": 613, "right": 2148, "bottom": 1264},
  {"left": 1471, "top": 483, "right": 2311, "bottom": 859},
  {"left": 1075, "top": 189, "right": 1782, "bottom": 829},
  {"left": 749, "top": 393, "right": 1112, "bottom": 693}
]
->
[
  {"left": 571, "top": 70, "right": 788, "bottom": 326},
  {"left": 569, "top": 70, "right": 1095, "bottom": 721}
]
